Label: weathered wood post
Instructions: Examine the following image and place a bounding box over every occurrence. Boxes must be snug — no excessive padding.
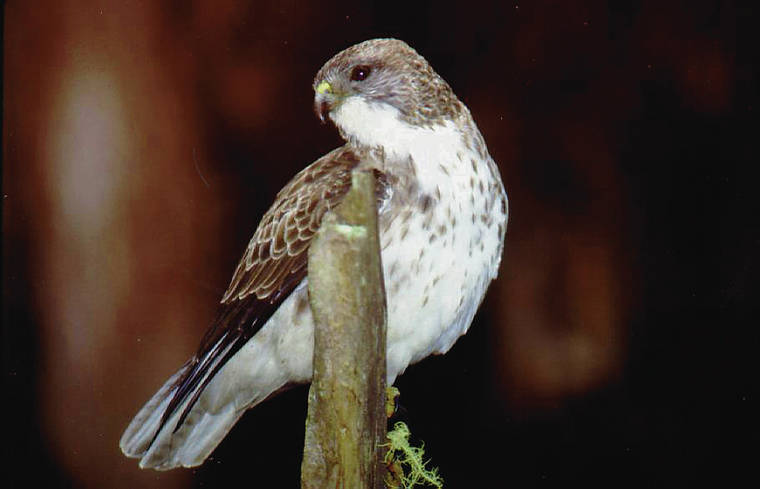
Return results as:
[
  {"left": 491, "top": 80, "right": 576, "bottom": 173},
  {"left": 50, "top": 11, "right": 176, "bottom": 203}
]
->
[{"left": 301, "top": 170, "right": 388, "bottom": 489}]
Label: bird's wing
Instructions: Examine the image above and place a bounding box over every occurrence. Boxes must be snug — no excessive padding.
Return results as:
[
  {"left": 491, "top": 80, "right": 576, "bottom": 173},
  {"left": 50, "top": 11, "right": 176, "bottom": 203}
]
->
[{"left": 156, "top": 145, "right": 387, "bottom": 435}]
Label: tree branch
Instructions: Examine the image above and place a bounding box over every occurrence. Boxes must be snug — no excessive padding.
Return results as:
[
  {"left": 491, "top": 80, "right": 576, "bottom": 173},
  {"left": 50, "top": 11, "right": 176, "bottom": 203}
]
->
[{"left": 301, "top": 170, "right": 388, "bottom": 489}]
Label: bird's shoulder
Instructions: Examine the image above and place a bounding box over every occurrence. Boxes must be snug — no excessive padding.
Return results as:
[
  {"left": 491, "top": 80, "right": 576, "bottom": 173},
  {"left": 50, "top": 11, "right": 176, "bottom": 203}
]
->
[{"left": 222, "top": 145, "right": 389, "bottom": 304}]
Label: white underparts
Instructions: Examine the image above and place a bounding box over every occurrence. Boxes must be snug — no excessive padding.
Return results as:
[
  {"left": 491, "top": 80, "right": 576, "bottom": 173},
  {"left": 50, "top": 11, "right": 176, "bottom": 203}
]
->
[{"left": 333, "top": 94, "right": 508, "bottom": 376}]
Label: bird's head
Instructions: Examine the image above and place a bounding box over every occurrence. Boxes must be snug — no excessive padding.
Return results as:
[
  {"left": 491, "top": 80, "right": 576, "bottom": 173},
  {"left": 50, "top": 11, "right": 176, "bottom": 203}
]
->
[{"left": 313, "top": 39, "right": 463, "bottom": 147}]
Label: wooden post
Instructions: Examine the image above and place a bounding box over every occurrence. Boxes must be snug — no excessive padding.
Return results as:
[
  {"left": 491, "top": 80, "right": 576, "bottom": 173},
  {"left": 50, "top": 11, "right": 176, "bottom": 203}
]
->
[{"left": 301, "top": 170, "right": 388, "bottom": 489}]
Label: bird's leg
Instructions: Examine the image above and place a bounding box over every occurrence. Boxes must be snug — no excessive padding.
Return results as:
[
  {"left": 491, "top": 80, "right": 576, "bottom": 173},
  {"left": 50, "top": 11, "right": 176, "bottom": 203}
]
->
[
  {"left": 384, "top": 385, "right": 403, "bottom": 488},
  {"left": 385, "top": 385, "right": 400, "bottom": 419},
  {"left": 385, "top": 456, "right": 404, "bottom": 489}
]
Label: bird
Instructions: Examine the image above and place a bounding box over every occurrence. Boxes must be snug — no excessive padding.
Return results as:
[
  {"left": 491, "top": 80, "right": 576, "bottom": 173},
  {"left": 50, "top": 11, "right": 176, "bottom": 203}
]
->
[{"left": 120, "top": 38, "right": 508, "bottom": 470}]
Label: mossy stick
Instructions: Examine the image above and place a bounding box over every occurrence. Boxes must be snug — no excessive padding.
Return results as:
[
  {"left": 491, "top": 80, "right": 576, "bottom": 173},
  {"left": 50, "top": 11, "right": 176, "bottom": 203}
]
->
[{"left": 301, "top": 170, "right": 388, "bottom": 489}]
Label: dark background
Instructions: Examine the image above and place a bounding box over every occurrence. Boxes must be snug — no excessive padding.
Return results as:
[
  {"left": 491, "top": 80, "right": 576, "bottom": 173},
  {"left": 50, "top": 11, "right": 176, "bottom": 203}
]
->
[{"left": 3, "top": 1, "right": 757, "bottom": 487}]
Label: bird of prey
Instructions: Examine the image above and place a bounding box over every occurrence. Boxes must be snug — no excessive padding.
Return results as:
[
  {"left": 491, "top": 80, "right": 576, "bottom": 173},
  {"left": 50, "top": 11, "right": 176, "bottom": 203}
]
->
[{"left": 120, "top": 38, "right": 508, "bottom": 470}]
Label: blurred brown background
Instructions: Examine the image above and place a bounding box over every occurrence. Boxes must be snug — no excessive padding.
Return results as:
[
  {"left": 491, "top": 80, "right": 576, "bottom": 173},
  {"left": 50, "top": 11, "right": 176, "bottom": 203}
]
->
[{"left": 3, "top": 1, "right": 756, "bottom": 488}]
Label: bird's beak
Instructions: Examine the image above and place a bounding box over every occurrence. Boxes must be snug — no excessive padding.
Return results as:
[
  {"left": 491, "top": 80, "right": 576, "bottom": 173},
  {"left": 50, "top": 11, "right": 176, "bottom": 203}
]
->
[{"left": 314, "top": 80, "right": 334, "bottom": 124}]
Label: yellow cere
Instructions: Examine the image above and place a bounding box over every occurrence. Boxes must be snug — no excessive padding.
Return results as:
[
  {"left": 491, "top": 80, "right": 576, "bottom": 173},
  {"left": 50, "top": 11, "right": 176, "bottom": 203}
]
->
[{"left": 316, "top": 81, "right": 332, "bottom": 95}]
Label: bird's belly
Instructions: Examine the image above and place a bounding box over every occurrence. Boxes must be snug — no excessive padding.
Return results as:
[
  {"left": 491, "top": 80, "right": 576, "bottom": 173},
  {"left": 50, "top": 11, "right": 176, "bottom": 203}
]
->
[
  {"left": 379, "top": 205, "right": 497, "bottom": 380},
  {"left": 263, "top": 224, "right": 495, "bottom": 385},
  {"left": 265, "top": 176, "right": 505, "bottom": 385}
]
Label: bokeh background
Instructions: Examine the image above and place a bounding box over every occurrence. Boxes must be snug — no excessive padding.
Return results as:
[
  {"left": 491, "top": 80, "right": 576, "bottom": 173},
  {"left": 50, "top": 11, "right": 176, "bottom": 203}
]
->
[{"left": 3, "top": 1, "right": 757, "bottom": 487}]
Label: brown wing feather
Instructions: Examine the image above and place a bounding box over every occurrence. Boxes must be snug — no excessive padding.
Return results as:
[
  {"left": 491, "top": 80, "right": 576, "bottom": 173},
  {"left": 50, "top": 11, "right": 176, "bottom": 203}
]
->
[{"left": 156, "top": 146, "right": 371, "bottom": 436}]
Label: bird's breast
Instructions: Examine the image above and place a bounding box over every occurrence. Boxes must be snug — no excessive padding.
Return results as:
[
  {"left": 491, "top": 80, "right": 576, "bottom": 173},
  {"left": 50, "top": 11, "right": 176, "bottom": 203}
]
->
[{"left": 376, "top": 131, "right": 507, "bottom": 379}]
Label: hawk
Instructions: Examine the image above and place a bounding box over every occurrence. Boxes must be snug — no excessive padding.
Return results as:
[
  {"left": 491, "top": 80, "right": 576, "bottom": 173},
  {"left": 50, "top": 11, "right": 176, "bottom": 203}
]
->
[{"left": 121, "top": 38, "right": 508, "bottom": 470}]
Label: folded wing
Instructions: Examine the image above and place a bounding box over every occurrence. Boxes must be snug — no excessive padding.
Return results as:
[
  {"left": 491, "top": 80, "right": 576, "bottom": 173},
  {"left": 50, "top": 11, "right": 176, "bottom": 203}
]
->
[{"left": 120, "top": 146, "right": 388, "bottom": 469}]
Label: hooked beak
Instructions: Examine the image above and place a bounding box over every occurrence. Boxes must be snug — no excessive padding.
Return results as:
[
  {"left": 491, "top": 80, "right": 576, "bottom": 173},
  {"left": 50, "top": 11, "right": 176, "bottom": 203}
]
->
[
  {"left": 314, "top": 80, "right": 334, "bottom": 124},
  {"left": 315, "top": 98, "right": 330, "bottom": 124}
]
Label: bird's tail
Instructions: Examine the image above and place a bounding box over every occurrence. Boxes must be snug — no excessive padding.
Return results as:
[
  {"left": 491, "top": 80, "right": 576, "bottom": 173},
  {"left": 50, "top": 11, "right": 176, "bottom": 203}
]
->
[{"left": 120, "top": 339, "right": 289, "bottom": 470}]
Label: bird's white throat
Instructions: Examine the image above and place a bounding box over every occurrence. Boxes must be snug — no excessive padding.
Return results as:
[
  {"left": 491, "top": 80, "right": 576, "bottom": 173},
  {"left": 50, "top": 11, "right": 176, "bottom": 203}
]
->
[{"left": 331, "top": 96, "right": 474, "bottom": 193}]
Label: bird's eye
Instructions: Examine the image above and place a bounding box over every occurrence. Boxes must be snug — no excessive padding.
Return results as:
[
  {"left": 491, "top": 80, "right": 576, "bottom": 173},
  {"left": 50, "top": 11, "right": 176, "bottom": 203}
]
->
[{"left": 350, "top": 65, "right": 371, "bottom": 82}]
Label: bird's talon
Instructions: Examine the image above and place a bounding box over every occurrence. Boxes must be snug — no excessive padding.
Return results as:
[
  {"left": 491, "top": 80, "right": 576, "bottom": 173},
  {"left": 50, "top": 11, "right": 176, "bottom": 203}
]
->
[{"left": 386, "top": 386, "right": 400, "bottom": 419}]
